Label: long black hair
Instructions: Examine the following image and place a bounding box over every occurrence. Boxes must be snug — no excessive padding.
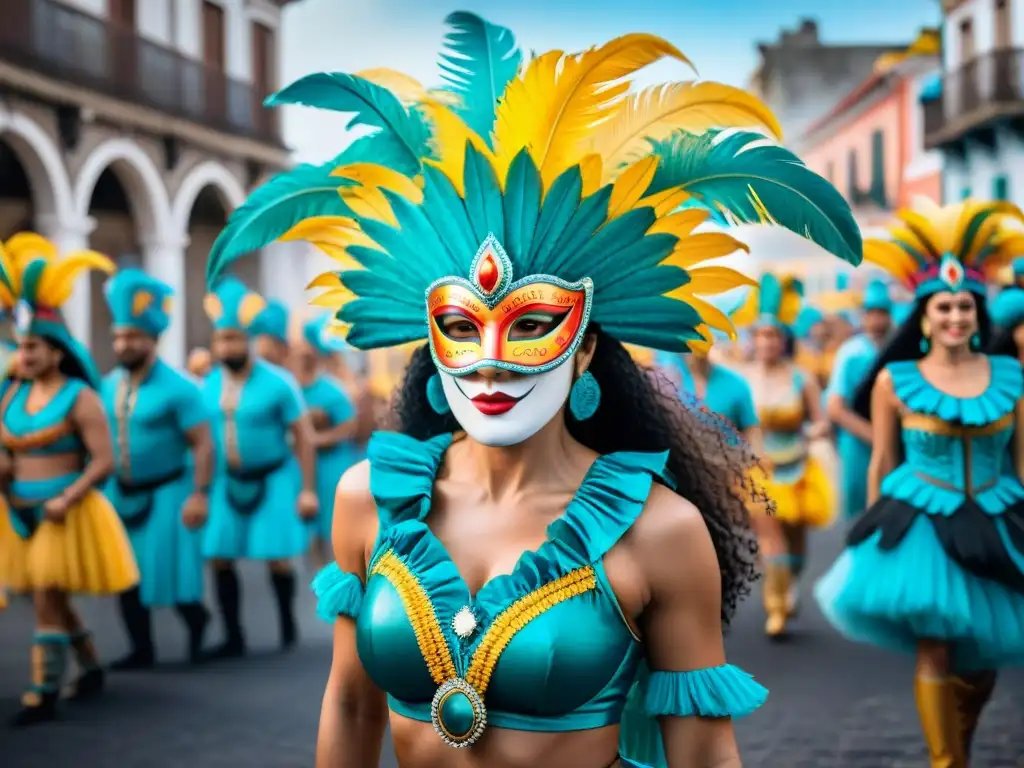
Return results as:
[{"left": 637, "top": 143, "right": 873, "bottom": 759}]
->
[
  {"left": 391, "top": 328, "right": 763, "bottom": 625},
  {"left": 852, "top": 293, "right": 992, "bottom": 420}
]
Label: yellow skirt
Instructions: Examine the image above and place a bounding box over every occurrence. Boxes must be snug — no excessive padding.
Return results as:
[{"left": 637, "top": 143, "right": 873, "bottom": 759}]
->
[
  {"left": 763, "top": 456, "right": 834, "bottom": 528},
  {"left": 0, "top": 489, "right": 139, "bottom": 594}
]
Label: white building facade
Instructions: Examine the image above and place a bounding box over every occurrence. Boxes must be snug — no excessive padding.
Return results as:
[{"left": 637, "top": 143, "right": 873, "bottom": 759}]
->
[
  {"left": 926, "top": 0, "right": 1024, "bottom": 205},
  {"left": 0, "top": 0, "right": 311, "bottom": 371}
]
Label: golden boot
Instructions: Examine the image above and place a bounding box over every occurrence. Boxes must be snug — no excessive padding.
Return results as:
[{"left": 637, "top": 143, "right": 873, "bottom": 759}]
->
[
  {"left": 762, "top": 561, "right": 790, "bottom": 638},
  {"left": 915, "top": 674, "right": 966, "bottom": 768},
  {"left": 950, "top": 672, "right": 997, "bottom": 763}
]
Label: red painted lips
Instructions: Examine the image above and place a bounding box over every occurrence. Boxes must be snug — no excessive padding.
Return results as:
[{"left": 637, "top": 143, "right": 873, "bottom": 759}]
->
[{"left": 470, "top": 391, "right": 520, "bottom": 416}]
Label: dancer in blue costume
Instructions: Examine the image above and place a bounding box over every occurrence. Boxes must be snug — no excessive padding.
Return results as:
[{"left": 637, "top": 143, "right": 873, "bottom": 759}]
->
[
  {"left": 989, "top": 257, "right": 1024, "bottom": 365},
  {"left": 0, "top": 234, "right": 138, "bottom": 726},
  {"left": 100, "top": 269, "right": 214, "bottom": 668},
  {"left": 205, "top": 12, "right": 861, "bottom": 766},
  {"left": 293, "top": 314, "right": 359, "bottom": 567},
  {"left": 202, "top": 277, "right": 319, "bottom": 657},
  {"left": 825, "top": 279, "right": 893, "bottom": 520},
  {"left": 251, "top": 298, "right": 291, "bottom": 368},
  {"left": 815, "top": 199, "right": 1024, "bottom": 767}
]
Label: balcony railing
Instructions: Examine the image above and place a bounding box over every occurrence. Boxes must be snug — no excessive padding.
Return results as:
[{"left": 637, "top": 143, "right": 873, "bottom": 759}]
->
[
  {"left": 0, "top": 0, "right": 282, "bottom": 146},
  {"left": 924, "top": 48, "right": 1024, "bottom": 149}
]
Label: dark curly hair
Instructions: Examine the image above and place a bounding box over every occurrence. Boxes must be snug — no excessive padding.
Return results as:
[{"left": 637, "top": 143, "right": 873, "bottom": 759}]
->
[
  {"left": 390, "top": 328, "right": 763, "bottom": 625},
  {"left": 852, "top": 294, "right": 992, "bottom": 420},
  {"left": 988, "top": 324, "right": 1020, "bottom": 360}
]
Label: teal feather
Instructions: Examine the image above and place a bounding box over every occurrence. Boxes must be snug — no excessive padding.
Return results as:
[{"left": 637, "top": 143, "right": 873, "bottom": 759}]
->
[
  {"left": 329, "top": 128, "right": 429, "bottom": 178},
  {"left": 266, "top": 73, "right": 430, "bottom": 173},
  {"left": 576, "top": 208, "right": 658, "bottom": 282},
  {"left": 895, "top": 241, "right": 930, "bottom": 268},
  {"left": 0, "top": 259, "right": 15, "bottom": 296},
  {"left": 598, "top": 264, "right": 689, "bottom": 302},
  {"left": 438, "top": 11, "right": 522, "bottom": 145},
  {"left": 206, "top": 163, "right": 354, "bottom": 285},
  {"left": 527, "top": 167, "right": 583, "bottom": 273},
  {"left": 338, "top": 298, "right": 426, "bottom": 348},
  {"left": 544, "top": 186, "right": 613, "bottom": 276},
  {"left": 342, "top": 243, "right": 425, "bottom": 295},
  {"left": 957, "top": 208, "right": 1000, "bottom": 266},
  {"left": 20, "top": 258, "right": 46, "bottom": 306},
  {"left": 647, "top": 130, "right": 862, "bottom": 266},
  {"left": 501, "top": 149, "right": 543, "bottom": 263},
  {"left": 339, "top": 270, "right": 422, "bottom": 307},
  {"left": 758, "top": 273, "right": 783, "bottom": 317},
  {"left": 420, "top": 166, "right": 478, "bottom": 265},
  {"left": 462, "top": 144, "right": 505, "bottom": 244},
  {"left": 377, "top": 189, "right": 462, "bottom": 276}
]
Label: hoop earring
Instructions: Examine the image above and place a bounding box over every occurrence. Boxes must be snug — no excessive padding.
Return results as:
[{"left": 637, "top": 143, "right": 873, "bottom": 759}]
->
[
  {"left": 426, "top": 373, "right": 450, "bottom": 415},
  {"left": 569, "top": 370, "right": 601, "bottom": 420},
  {"left": 919, "top": 318, "right": 931, "bottom": 354}
]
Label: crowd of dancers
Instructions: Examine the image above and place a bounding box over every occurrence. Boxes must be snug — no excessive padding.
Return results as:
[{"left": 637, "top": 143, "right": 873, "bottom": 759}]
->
[{"left": 2, "top": 9, "right": 1024, "bottom": 768}]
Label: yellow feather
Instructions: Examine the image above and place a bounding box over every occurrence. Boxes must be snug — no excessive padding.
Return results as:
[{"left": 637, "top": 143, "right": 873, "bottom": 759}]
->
[
  {"left": 203, "top": 294, "right": 224, "bottom": 322},
  {"left": 339, "top": 185, "right": 398, "bottom": 226},
  {"left": 578, "top": 153, "right": 604, "bottom": 197},
  {"left": 606, "top": 156, "right": 659, "bottom": 220},
  {"left": 635, "top": 187, "right": 692, "bottom": 217},
  {"left": 591, "top": 82, "right": 782, "bottom": 178},
  {"left": 647, "top": 207, "right": 712, "bottom": 238},
  {"left": 666, "top": 292, "right": 736, "bottom": 338},
  {"left": 0, "top": 243, "right": 21, "bottom": 295},
  {"left": 417, "top": 100, "right": 495, "bottom": 195},
  {"left": 662, "top": 232, "right": 747, "bottom": 269},
  {"left": 280, "top": 216, "right": 374, "bottom": 270},
  {"left": 680, "top": 266, "right": 758, "bottom": 295},
  {"left": 238, "top": 293, "right": 267, "bottom": 329},
  {"left": 5, "top": 233, "right": 57, "bottom": 266},
  {"left": 37, "top": 251, "right": 116, "bottom": 307},
  {"left": 332, "top": 163, "right": 423, "bottom": 203},
  {"left": 353, "top": 67, "right": 462, "bottom": 108},
  {"left": 0, "top": 283, "right": 13, "bottom": 308},
  {"left": 777, "top": 285, "right": 802, "bottom": 326},
  {"left": 730, "top": 288, "right": 760, "bottom": 329},
  {"left": 132, "top": 291, "right": 154, "bottom": 317},
  {"left": 864, "top": 239, "right": 919, "bottom": 285},
  {"left": 310, "top": 287, "right": 354, "bottom": 308},
  {"left": 687, "top": 334, "right": 713, "bottom": 355},
  {"left": 491, "top": 34, "right": 692, "bottom": 189},
  {"left": 306, "top": 273, "right": 344, "bottom": 290}
]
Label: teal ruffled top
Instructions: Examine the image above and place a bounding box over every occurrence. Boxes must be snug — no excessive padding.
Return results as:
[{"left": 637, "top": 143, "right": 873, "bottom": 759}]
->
[
  {"left": 313, "top": 431, "right": 766, "bottom": 750},
  {"left": 883, "top": 356, "right": 1024, "bottom": 516}
]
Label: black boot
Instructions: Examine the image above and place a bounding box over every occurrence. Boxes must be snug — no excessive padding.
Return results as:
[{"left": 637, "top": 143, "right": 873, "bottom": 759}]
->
[
  {"left": 110, "top": 587, "right": 155, "bottom": 671},
  {"left": 207, "top": 567, "right": 246, "bottom": 660},
  {"left": 11, "top": 631, "right": 67, "bottom": 728},
  {"left": 270, "top": 570, "right": 298, "bottom": 650},
  {"left": 175, "top": 602, "right": 211, "bottom": 664},
  {"left": 64, "top": 630, "right": 105, "bottom": 700}
]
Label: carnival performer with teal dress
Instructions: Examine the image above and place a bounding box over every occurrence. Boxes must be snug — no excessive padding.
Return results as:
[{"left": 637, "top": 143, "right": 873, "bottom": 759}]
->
[
  {"left": 0, "top": 234, "right": 138, "bottom": 726},
  {"left": 293, "top": 314, "right": 358, "bottom": 566},
  {"left": 100, "top": 269, "right": 215, "bottom": 669},
  {"left": 825, "top": 279, "right": 893, "bottom": 520},
  {"left": 204, "top": 11, "right": 862, "bottom": 766},
  {"left": 815, "top": 199, "right": 1024, "bottom": 767},
  {"left": 202, "top": 277, "right": 318, "bottom": 657},
  {"left": 251, "top": 298, "right": 291, "bottom": 368},
  {"left": 732, "top": 273, "right": 833, "bottom": 639}
]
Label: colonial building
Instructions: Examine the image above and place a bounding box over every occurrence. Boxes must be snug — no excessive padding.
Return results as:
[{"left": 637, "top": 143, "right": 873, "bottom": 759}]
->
[
  {"left": 794, "top": 30, "right": 943, "bottom": 305},
  {"left": 924, "top": 0, "right": 1023, "bottom": 205},
  {"left": 0, "top": 0, "right": 305, "bottom": 370}
]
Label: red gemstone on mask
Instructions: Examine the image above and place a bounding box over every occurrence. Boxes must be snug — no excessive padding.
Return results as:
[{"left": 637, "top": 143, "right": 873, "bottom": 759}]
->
[{"left": 478, "top": 252, "right": 499, "bottom": 293}]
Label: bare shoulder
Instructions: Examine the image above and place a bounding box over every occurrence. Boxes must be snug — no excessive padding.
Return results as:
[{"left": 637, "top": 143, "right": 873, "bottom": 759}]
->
[
  {"left": 872, "top": 368, "right": 896, "bottom": 402},
  {"left": 627, "top": 484, "right": 719, "bottom": 594},
  {"left": 332, "top": 459, "right": 378, "bottom": 576},
  {"left": 70, "top": 385, "right": 104, "bottom": 417}
]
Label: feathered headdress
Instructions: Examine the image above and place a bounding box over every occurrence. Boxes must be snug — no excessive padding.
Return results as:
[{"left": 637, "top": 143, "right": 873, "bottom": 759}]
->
[
  {"left": 206, "top": 12, "right": 860, "bottom": 370},
  {"left": 0, "top": 233, "right": 114, "bottom": 387},
  {"left": 862, "top": 279, "right": 893, "bottom": 312},
  {"left": 250, "top": 299, "right": 290, "bottom": 343},
  {"left": 104, "top": 268, "right": 174, "bottom": 337},
  {"left": 732, "top": 273, "right": 804, "bottom": 330},
  {"left": 203, "top": 277, "right": 267, "bottom": 332},
  {"left": 793, "top": 305, "right": 825, "bottom": 340},
  {"left": 865, "top": 199, "right": 1024, "bottom": 299}
]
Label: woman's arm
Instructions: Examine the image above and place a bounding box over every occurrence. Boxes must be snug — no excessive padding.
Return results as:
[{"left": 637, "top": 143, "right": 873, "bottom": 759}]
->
[
  {"left": 64, "top": 388, "right": 115, "bottom": 504},
  {"left": 866, "top": 370, "right": 900, "bottom": 507},
  {"left": 316, "top": 462, "right": 388, "bottom": 768},
  {"left": 635, "top": 488, "right": 749, "bottom": 767},
  {"left": 801, "top": 375, "right": 830, "bottom": 440}
]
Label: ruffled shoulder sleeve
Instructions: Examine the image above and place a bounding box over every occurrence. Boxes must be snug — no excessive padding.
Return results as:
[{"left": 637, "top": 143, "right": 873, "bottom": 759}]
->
[
  {"left": 889, "top": 356, "right": 1021, "bottom": 424},
  {"left": 367, "top": 431, "right": 453, "bottom": 531},
  {"left": 311, "top": 563, "right": 365, "bottom": 621}
]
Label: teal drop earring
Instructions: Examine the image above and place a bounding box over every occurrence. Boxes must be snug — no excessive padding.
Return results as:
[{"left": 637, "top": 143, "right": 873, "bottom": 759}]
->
[
  {"left": 970, "top": 333, "right": 981, "bottom": 351},
  {"left": 426, "top": 373, "right": 450, "bottom": 414},
  {"left": 569, "top": 371, "right": 601, "bottom": 420},
  {"left": 919, "top": 318, "right": 931, "bottom": 354}
]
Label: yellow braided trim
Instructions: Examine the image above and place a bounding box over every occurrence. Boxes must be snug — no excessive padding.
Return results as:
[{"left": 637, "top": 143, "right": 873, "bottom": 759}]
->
[
  {"left": 370, "top": 550, "right": 457, "bottom": 684},
  {"left": 465, "top": 565, "right": 597, "bottom": 694}
]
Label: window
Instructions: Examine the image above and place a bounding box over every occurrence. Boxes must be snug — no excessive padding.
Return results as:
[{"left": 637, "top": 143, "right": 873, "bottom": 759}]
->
[
  {"left": 994, "top": 175, "right": 1010, "bottom": 200},
  {"left": 847, "top": 149, "right": 859, "bottom": 201},
  {"left": 870, "top": 130, "right": 886, "bottom": 207}
]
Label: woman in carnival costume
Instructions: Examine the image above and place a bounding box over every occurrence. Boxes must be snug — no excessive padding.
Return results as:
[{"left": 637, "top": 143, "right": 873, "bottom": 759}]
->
[
  {"left": 815, "top": 200, "right": 1024, "bottom": 767},
  {"left": 825, "top": 279, "right": 894, "bottom": 521},
  {"left": 293, "top": 313, "right": 359, "bottom": 567},
  {"left": 732, "top": 274, "right": 833, "bottom": 638},
  {"left": 206, "top": 12, "right": 860, "bottom": 766},
  {"left": 100, "top": 269, "right": 214, "bottom": 668},
  {"left": 0, "top": 234, "right": 138, "bottom": 726},
  {"left": 201, "top": 277, "right": 318, "bottom": 657},
  {"left": 251, "top": 298, "right": 291, "bottom": 368}
]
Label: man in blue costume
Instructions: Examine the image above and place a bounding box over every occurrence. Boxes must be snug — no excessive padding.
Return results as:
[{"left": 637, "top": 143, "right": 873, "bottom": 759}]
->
[
  {"left": 825, "top": 279, "right": 893, "bottom": 520},
  {"left": 252, "top": 299, "right": 291, "bottom": 368},
  {"left": 201, "top": 277, "right": 318, "bottom": 657},
  {"left": 101, "top": 269, "right": 214, "bottom": 668}
]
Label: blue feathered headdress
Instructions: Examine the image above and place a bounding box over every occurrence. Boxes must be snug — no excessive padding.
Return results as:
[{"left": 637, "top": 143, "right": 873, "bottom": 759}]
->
[
  {"left": 732, "top": 273, "right": 804, "bottom": 330},
  {"left": 203, "top": 277, "right": 267, "bottom": 333},
  {"left": 206, "top": 13, "right": 860, "bottom": 359},
  {"left": 862, "top": 279, "right": 892, "bottom": 312},
  {"left": 250, "top": 299, "right": 289, "bottom": 343},
  {"left": 104, "top": 268, "right": 174, "bottom": 337}
]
